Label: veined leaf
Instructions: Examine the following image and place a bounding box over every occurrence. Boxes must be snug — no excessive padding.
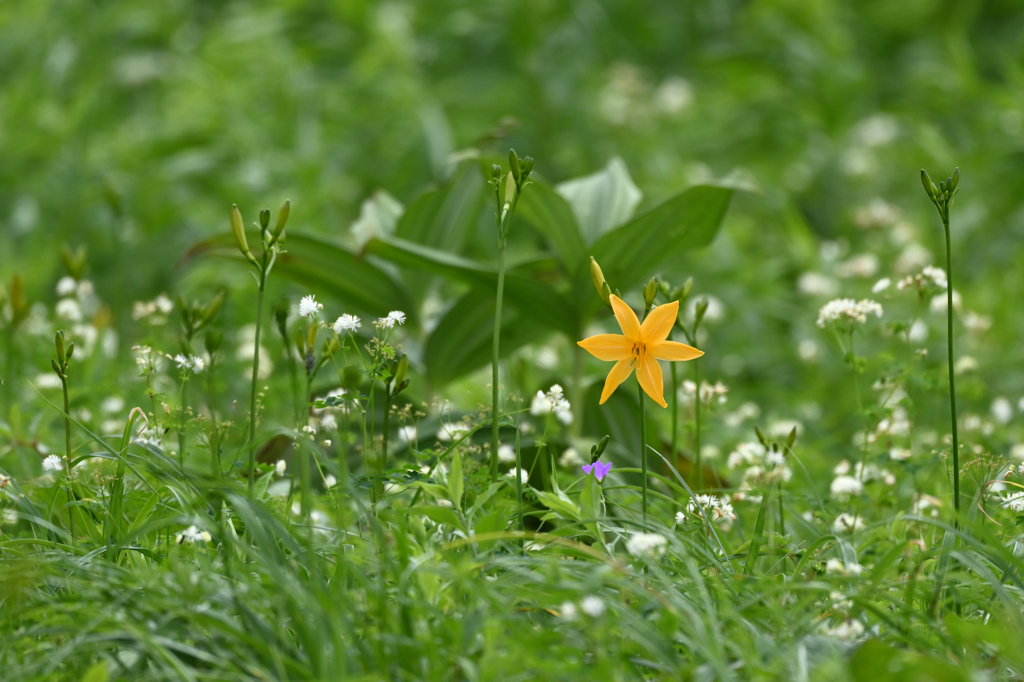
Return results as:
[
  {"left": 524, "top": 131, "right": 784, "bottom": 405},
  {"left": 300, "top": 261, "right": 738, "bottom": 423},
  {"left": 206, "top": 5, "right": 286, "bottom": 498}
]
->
[
  {"left": 517, "top": 181, "right": 587, "bottom": 277},
  {"left": 578, "top": 184, "right": 734, "bottom": 317},
  {"left": 183, "top": 231, "right": 414, "bottom": 322},
  {"left": 424, "top": 289, "right": 551, "bottom": 387},
  {"left": 556, "top": 157, "right": 642, "bottom": 245},
  {"left": 363, "top": 234, "right": 576, "bottom": 335}
]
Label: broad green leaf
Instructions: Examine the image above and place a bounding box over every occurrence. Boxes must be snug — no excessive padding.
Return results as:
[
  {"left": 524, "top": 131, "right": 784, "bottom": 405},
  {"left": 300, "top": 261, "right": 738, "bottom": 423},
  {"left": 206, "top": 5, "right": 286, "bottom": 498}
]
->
[
  {"left": 556, "top": 157, "right": 642, "bottom": 244},
  {"left": 424, "top": 289, "right": 551, "bottom": 387},
  {"left": 533, "top": 488, "right": 580, "bottom": 521},
  {"left": 408, "top": 506, "right": 465, "bottom": 533},
  {"left": 473, "top": 509, "right": 508, "bottom": 551},
  {"left": 350, "top": 189, "right": 404, "bottom": 248},
  {"left": 79, "top": 662, "right": 109, "bottom": 682},
  {"left": 364, "top": 234, "right": 576, "bottom": 335},
  {"left": 578, "top": 184, "right": 734, "bottom": 317},
  {"left": 184, "top": 231, "right": 414, "bottom": 322},
  {"left": 517, "top": 181, "right": 587, "bottom": 277},
  {"left": 394, "top": 163, "right": 485, "bottom": 306}
]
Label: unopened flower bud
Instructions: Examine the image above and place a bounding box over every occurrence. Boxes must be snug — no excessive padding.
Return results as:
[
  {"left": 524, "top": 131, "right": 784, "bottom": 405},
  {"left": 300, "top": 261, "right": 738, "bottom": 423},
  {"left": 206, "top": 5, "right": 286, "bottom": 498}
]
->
[
  {"left": 66, "top": 341, "right": 74, "bottom": 360},
  {"left": 590, "top": 434, "right": 610, "bottom": 462},
  {"left": 273, "top": 200, "right": 290, "bottom": 239},
  {"left": 54, "top": 331, "right": 65, "bottom": 365},
  {"left": 590, "top": 257, "right": 610, "bottom": 306},
  {"left": 950, "top": 167, "right": 959, "bottom": 192},
  {"left": 231, "top": 205, "right": 256, "bottom": 263},
  {"left": 492, "top": 164, "right": 502, "bottom": 181},
  {"left": 259, "top": 209, "right": 271, "bottom": 230},
  {"left": 521, "top": 156, "right": 534, "bottom": 178},
  {"left": 394, "top": 354, "right": 409, "bottom": 387},
  {"left": 643, "top": 277, "right": 658, "bottom": 308},
  {"left": 694, "top": 297, "right": 709, "bottom": 330},
  {"left": 920, "top": 169, "right": 937, "bottom": 200},
  {"left": 508, "top": 149, "right": 521, "bottom": 186},
  {"left": 205, "top": 330, "right": 223, "bottom": 355}
]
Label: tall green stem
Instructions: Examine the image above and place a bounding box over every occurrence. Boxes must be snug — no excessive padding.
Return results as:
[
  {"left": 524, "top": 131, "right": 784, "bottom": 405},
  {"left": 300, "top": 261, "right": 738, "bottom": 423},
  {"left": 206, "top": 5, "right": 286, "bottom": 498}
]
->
[
  {"left": 60, "top": 376, "right": 75, "bottom": 546},
  {"left": 694, "top": 358, "right": 702, "bottom": 491},
  {"left": 671, "top": 362, "right": 679, "bottom": 473},
  {"left": 515, "top": 396, "right": 524, "bottom": 553},
  {"left": 639, "top": 383, "right": 648, "bottom": 527},
  {"left": 490, "top": 241, "right": 506, "bottom": 482},
  {"left": 942, "top": 206, "right": 960, "bottom": 524},
  {"left": 247, "top": 260, "right": 267, "bottom": 498}
]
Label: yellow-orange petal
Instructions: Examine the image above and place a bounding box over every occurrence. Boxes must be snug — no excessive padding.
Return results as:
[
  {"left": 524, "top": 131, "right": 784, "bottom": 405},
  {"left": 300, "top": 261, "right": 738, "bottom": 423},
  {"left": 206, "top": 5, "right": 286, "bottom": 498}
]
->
[
  {"left": 650, "top": 340, "right": 704, "bottom": 362},
  {"left": 609, "top": 294, "right": 641, "bottom": 340},
  {"left": 599, "top": 358, "right": 635, "bottom": 404},
  {"left": 577, "top": 334, "right": 631, "bottom": 362},
  {"left": 639, "top": 299, "right": 679, "bottom": 344},
  {"left": 636, "top": 354, "right": 666, "bottom": 408}
]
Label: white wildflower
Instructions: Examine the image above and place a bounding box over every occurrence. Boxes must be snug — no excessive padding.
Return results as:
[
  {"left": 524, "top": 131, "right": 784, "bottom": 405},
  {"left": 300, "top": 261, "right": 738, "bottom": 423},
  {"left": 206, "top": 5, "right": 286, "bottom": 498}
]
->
[
  {"left": 992, "top": 398, "right": 1013, "bottom": 425},
  {"left": 531, "top": 385, "right": 572, "bottom": 425},
  {"left": 626, "top": 532, "right": 668, "bottom": 559},
  {"left": 505, "top": 468, "right": 529, "bottom": 485},
  {"left": 399, "top": 425, "right": 417, "bottom": 444},
  {"left": 387, "top": 310, "right": 406, "bottom": 326},
  {"left": 1001, "top": 493, "right": 1024, "bottom": 513},
  {"left": 830, "top": 475, "right": 864, "bottom": 500},
  {"left": 580, "top": 596, "right": 606, "bottom": 618},
  {"left": 56, "top": 276, "right": 77, "bottom": 297},
  {"left": 835, "top": 253, "right": 879, "bottom": 279},
  {"left": 55, "top": 298, "right": 82, "bottom": 322},
  {"left": 299, "top": 295, "right": 322, "bottom": 318},
  {"left": 797, "top": 272, "right": 838, "bottom": 297},
  {"left": 436, "top": 422, "right": 470, "bottom": 442},
  {"left": 320, "top": 413, "right": 338, "bottom": 431},
  {"left": 675, "top": 511, "right": 686, "bottom": 525},
  {"left": 833, "top": 459, "right": 851, "bottom": 475},
  {"left": 889, "top": 448, "right": 912, "bottom": 461},
  {"left": 832, "top": 513, "right": 864, "bottom": 534},
  {"left": 43, "top": 455, "right": 64, "bottom": 472},
  {"left": 816, "top": 298, "right": 883, "bottom": 330},
  {"left": 823, "top": 619, "right": 865, "bottom": 640},
  {"left": 559, "top": 601, "right": 578, "bottom": 621},
  {"left": 871, "top": 277, "right": 891, "bottom": 293},
  {"left": 275, "top": 459, "right": 287, "bottom": 477},
  {"left": 954, "top": 356, "right": 978, "bottom": 374},
  {"left": 497, "top": 444, "right": 516, "bottom": 463},
  {"left": 175, "top": 525, "right": 212, "bottom": 546},
  {"left": 929, "top": 290, "right": 962, "bottom": 314},
  {"left": 333, "top": 314, "right": 361, "bottom": 334},
  {"left": 100, "top": 396, "right": 125, "bottom": 414},
  {"left": 301, "top": 425, "right": 317, "bottom": 440},
  {"left": 324, "top": 474, "right": 337, "bottom": 489},
  {"left": 559, "top": 447, "right": 583, "bottom": 468}
]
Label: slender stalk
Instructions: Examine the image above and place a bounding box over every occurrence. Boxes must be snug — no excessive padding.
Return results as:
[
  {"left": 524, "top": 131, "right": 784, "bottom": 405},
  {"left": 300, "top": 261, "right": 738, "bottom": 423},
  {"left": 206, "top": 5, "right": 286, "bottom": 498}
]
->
[
  {"left": 490, "top": 241, "right": 506, "bottom": 482},
  {"left": 60, "top": 376, "right": 75, "bottom": 546},
  {"left": 178, "top": 379, "right": 187, "bottom": 473},
  {"left": 247, "top": 258, "right": 268, "bottom": 498},
  {"left": 694, "top": 358, "right": 702, "bottom": 491},
  {"left": 671, "top": 362, "right": 679, "bottom": 472},
  {"left": 942, "top": 205, "right": 960, "bottom": 524},
  {"left": 382, "top": 387, "right": 392, "bottom": 476},
  {"left": 639, "top": 383, "right": 648, "bottom": 527},
  {"left": 515, "top": 394, "right": 524, "bottom": 554}
]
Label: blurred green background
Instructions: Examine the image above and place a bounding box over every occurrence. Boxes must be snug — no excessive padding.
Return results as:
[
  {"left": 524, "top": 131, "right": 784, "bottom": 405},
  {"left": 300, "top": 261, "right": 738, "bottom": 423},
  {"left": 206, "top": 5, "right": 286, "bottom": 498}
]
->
[{"left": 2, "top": 0, "right": 1023, "bottom": 468}]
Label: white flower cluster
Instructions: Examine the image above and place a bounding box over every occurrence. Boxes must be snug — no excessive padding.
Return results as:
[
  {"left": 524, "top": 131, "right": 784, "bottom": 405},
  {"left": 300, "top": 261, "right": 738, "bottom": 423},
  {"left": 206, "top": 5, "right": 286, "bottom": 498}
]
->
[
  {"left": 681, "top": 380, "right": 729, "bottom": 407},
  {"left": 275, "top": 460, "right": 287, "bottom": 477},
  {"left": 530, "top": 384, "right": 572, "bottom": 425},
  {"left": 132, "top": 293, "right": 174, "bottom": 324},
  {"left": 580, "top": 596, "right": 606, "bottom": 617},
  {"left": 677, "top": 494, "right": 735, "bottom": 528},
  {"left": 173, "top": 354, "right": 205, "bottom": 374},
  {"left": 821, "top": 619, "right": 865, "bottom": 640},
  {"left": 505, "top": 468, "right": 529, "bottom": 485},
  {"left": 437, "top": 422, "right": 470, "bottom": 442},
  {"left": 176, "top": 525, "right": 212, "bottom": 545},
  {"left": 1001, "top": 493, "right": 1024, "bottom": 513},
  {"left": 825, "top": 558, "right": 864, "bottom": 576},
  {"left": 829, "top": 475, "right": 863, "bottom": 500},
  {"left": 333, "top": 314, "right": 361, "bottom": 334},
  {"left": 299, "top": 295, "right": 323, "bottom": 318},
  {"left": 378, "top": 310, "right": 406, "bottom": 328},
  {"left": 726, "top": 441, "right": 792, "bottom": 491},
  {"left": 55, "top": 276, "right": 98, "bottom": 323},
  {"left": 42, "top": 454, "right": 64, "bottom": 473},
  {"left": 301, "top": 425, "right": 317, "bottom": 440},
  {"left": 559, "top": 447, "right": 583, "bottom": 468},
  {"left": 816, "top": 298, "right": 883, "bottom": 330},
  {"left": 625, "top": 532, "right": 667, "bottom": 560},
  {"left": 897, "top": 265, "right": 947, "bottom": 293},
  {"left": 831, "top": 513, "right": 864, "bottom": 534}
]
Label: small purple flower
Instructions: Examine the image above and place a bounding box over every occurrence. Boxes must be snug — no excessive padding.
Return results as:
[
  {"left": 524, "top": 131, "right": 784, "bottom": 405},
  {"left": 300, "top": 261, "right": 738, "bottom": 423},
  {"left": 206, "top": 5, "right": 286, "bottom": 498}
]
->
[{"left": 581, "top": 461, "right": 612, "bottom": 482}]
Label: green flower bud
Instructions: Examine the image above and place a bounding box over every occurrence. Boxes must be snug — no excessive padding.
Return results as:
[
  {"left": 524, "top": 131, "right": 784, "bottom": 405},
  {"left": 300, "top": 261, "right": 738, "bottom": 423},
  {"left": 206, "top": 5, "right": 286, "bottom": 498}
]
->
[
  {"left": 920, "top": 169, "right": 936, "bottom": 199},
  {"left": 259, "top": 209, "right": 271, "bottom": 230},
  {"left": 66, "top": 341, "right": 74, "bottom": 360},
  {"left": 521, "top": 156, "right": 534, "bottom": 178},
  {"left": 491, "top": 164, "right": 502, "bottom": 181},
  {"left": 754, "top": 425, "right": 767, "bottom": 447},
  {"left": 51, "top": 358, "right": 62, "bottom": 377},
  {"left": 231, "top": 205, "right": 255, "bottom": 262},
  {"left": 273, "top": 200, "right": 290, "bottom": 239},
  {"left": 508, "top": 149, "right": 521, "bottom": 186},
  {"left": 393, "top": 378, "right": 410, "bottom": 395},
  {"left": 694, "top": 297, "right": 709, "bottom": 330},
  {"left": 590, "top": 257, "right": 609, "bottom": 305},
  {"left": 273, "top": 297, "right": 290, "bottom": 339},
  {"left": 54, "top": 331, "right": 65, "bottom": 365},
  {"left": 394, "top": 354, "right": 409, "bottom": 387},
  {"left": 590, "top": 434, "right": 610, "bottom": 462},
  {"left": 950, "top": 167, "right": 959, "bottom": 192},
  {"left": 643, "top": 277, "right": 658, "bottom": 307}
]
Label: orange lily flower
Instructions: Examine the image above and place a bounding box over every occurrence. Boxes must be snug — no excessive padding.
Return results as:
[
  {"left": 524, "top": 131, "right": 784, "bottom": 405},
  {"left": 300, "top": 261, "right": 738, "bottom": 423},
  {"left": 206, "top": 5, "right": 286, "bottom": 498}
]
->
[{"left": 578, "top": 295, "right": 703, "bottom": 408}]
